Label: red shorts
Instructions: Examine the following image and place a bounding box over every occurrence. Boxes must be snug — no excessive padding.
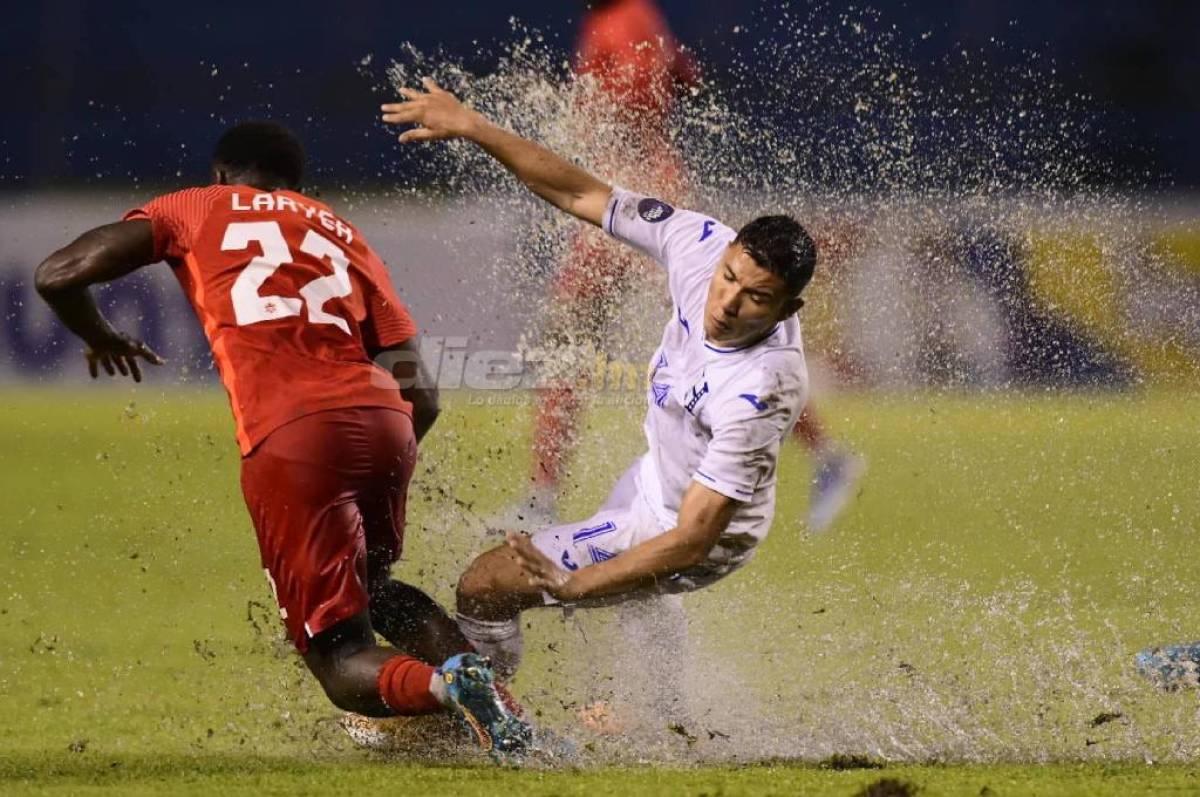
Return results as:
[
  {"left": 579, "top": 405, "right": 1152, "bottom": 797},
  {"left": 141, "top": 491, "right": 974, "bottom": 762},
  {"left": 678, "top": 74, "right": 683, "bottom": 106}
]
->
[{"left": 240, "top": 406, "right": 416, "bottom": 653}]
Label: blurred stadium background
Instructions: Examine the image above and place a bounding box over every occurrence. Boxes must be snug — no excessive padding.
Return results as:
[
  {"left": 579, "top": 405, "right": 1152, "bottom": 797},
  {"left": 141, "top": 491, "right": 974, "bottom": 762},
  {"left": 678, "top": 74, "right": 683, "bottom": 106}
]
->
[
  {"left": 2, "top": 1, "right": 1199, "bottom": 388},
  {"left": 4, "top": 0, "right": 1200, "bottom": 789}
]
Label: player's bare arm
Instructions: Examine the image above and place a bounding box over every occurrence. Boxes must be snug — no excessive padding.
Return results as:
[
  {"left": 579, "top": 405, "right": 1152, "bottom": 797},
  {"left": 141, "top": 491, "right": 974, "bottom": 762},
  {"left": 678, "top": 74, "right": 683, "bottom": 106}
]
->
[
  {"left": 381, "top": 78, "right": 611, "bottom": 226},
  {"left": 507, "top": 482, "right": 738, "bottom": 602},
  {"left": 374, "top": 337, "right": 441, "bottom": 443},
  {"left": 35, "top": 220, "right": 165, "bottom": 382}
]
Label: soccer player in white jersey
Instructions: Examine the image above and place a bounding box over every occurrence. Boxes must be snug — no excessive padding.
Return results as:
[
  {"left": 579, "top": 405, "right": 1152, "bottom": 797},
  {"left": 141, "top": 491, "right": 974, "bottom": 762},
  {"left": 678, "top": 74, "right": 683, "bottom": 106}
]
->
[{"left": 381, "top": 80, "right": 815, "bottom": 680}]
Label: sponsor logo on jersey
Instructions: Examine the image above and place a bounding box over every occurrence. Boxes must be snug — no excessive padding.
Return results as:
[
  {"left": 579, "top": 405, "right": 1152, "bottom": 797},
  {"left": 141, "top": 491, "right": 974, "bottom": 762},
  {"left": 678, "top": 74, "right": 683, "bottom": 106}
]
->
[
  {"left": 684, "top": 380, "right": 710, "bottom": 414},
  {"left": 699, "top": 220, "right": 716, "bottom": 241},
  {"left": 738, "top": 393, "right": 769, "bottom": 411},
  {"left": 637, "top": 198, "right": 675, "bottom": 223}
]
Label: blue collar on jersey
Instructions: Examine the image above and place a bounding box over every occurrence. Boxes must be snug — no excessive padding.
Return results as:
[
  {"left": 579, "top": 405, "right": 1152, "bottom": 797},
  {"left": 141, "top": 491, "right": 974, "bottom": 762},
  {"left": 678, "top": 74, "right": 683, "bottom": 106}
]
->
[{"left": 703, "top": 324, "right": 780, "bottom": 354}]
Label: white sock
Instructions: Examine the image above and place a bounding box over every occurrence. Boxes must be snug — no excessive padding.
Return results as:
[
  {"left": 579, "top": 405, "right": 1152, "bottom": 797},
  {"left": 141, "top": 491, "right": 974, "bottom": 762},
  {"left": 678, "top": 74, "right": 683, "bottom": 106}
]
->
[{"left": 456, "top": 613, "right": 524, "bottom": 680}]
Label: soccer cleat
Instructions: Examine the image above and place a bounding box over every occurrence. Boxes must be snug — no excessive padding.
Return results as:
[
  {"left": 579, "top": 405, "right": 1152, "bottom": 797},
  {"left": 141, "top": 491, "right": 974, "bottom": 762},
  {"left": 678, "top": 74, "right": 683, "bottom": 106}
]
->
[
  {"left": 339, "top": 711, "right": 470, "bottom": 756},
  {"left": 807, "top": 449, "right": 866, "bottom": 533},
  {"left": 339, "top": 712, "right": 399, "bottom": 750},
  {"left": 1135, "top": 642, "right": 1200, "bottom": 690},
  {"left": 438, "top": 653, "right": 533, "bottom": 761}
]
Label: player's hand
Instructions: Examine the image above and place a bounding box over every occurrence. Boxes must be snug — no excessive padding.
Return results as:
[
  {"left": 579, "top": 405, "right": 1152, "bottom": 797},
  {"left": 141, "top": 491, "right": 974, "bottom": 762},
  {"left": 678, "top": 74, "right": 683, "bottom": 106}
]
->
[
  {"left": 505, "top": 531, "right": 580, "bottom": 601},
  {"left": 84, "top": 330, "right": 164, "bottom": 383},
  {"left": 381, "top": 78, "right": 484, "bottom": 144}
]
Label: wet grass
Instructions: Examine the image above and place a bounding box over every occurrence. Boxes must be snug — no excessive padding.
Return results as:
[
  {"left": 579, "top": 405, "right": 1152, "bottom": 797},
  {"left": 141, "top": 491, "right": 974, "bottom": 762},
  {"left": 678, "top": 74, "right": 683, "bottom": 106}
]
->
[
  {"left": 1, "top": 387, "right": 1198, "bottom": 793},
  {"left": 3, "top": 752, "right": 1200, "bottom": 795}
]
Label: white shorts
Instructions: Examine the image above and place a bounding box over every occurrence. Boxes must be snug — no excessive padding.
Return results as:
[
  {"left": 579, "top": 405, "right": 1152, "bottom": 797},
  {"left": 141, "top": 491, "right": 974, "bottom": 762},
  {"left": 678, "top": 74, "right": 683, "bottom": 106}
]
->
[{"left": 531, "top": 460, "right": 752, "bottom": 606}]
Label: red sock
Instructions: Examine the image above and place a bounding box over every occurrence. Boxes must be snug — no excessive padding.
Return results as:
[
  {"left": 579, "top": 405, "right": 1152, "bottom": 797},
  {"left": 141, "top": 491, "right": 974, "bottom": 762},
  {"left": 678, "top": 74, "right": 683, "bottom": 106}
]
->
[
  {"left": 531, "top": 385, "right": 583, "bottom": 487},
  {"left": 377, "top": 655, "right": 441, "bottom": 716}
]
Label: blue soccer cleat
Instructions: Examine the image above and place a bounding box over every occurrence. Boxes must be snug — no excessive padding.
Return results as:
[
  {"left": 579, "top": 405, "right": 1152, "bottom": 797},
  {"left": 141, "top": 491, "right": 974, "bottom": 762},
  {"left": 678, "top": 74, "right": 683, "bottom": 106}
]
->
[
  {"left": 1135, "top": 641, "right": 1200, "bottom": 690},
  {"left": 438, "top": 653, "right": 532, "bottom": 761}
]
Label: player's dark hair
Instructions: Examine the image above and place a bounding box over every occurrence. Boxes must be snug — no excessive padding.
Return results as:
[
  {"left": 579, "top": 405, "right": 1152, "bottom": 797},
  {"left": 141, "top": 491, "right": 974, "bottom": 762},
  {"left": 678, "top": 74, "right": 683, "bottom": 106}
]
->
[
  {"left": 213, "top": 121, "right": 305, "bottom": 190},
  {"left": 734, "top": 215, "right": 817, "bottom": 298}
]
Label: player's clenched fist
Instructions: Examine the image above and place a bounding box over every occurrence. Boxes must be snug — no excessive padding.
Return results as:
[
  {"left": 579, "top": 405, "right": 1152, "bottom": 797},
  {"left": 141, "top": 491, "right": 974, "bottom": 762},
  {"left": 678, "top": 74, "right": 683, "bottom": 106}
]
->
[{"left": 380, "top": 78, "right": 484, "bottom": 143}]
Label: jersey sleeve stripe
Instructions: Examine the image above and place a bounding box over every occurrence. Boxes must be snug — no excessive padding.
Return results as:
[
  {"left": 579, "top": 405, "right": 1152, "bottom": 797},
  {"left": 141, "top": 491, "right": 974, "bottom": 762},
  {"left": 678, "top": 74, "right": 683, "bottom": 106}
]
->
[
  {"left": 603, "top": 189, "right": 620, "bottom": 236},
  {"left": 693, "top": 470, "right": 756, "bottom": 500}
]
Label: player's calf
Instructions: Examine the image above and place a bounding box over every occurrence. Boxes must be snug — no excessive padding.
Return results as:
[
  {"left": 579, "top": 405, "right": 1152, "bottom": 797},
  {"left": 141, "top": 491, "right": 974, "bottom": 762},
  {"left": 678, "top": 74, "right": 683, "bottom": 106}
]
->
[
  {"left": 303, "top": 613, "right": 442, "bottom": 717},
  {"left": 368, "top": 577, "right": 473, "bottom": 665}
]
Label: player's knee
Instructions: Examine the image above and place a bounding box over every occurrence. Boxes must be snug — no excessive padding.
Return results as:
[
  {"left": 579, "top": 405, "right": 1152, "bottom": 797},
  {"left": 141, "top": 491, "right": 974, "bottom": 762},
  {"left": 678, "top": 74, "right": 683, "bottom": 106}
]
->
[
  {"left": 368, "top": 580, "right": 433, "bottom": 633},
  {"left": 303, "top": 614, "right": 389, "bottom": 715},
  {"left": 304, "top": 656, "right": 358, "bottom": 712},
  {"left": 315, "top": 674, "right": 357, "bottom": 713},
  {"left": 455, "top": 561, "right": 493, "bottom": 613},
  {"left": 456, "top": 553, "right": 514, "bottom": 618},
  {"left": 366, "top": 575, "right": 398, "bottom": 614},
  {"left": 366, "top": 594, "right": 394, "bottom": 633}
]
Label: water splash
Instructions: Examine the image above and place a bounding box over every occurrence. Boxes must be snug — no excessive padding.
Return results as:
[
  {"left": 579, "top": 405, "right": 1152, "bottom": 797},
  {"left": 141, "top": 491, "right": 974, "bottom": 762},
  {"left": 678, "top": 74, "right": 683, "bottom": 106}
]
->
[{"left": 359, "top": 6, "right": 1200, "bottom": 765}]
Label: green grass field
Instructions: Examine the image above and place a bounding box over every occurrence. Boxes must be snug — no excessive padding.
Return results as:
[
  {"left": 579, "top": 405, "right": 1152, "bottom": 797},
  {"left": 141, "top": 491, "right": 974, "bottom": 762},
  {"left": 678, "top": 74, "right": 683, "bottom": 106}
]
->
[{"left": 2, "top": 387, "right": 1199, "bottom": 795}]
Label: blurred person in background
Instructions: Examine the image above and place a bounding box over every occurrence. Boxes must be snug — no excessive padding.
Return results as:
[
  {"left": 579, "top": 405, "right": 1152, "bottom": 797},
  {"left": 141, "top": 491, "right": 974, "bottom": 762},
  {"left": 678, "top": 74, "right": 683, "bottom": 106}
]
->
[{"left": 514, "top": 0, "right": 863, "bottom": 536}]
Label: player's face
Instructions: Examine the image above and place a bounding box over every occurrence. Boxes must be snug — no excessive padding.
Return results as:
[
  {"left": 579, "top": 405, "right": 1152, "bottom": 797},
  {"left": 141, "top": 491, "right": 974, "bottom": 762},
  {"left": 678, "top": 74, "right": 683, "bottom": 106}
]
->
[{"left": 704, "top": 243, "right": 796, "bottom": 347}]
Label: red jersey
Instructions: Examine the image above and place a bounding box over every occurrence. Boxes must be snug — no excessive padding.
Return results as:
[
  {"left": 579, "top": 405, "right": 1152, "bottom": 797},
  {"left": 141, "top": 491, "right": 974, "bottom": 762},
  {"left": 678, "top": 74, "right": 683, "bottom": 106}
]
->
[
  {"left": 576, "top": 0, "right": 698, "bottom": 117},
  {"left": 125, "top": 185, "right": 415, "bottom": 455}
]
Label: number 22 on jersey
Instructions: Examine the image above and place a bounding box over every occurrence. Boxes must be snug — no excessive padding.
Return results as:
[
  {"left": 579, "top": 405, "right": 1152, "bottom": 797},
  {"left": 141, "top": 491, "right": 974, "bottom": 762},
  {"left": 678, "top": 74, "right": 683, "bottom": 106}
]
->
[{"left": 221, "top": 221, "right": 353, "bottom": 334}]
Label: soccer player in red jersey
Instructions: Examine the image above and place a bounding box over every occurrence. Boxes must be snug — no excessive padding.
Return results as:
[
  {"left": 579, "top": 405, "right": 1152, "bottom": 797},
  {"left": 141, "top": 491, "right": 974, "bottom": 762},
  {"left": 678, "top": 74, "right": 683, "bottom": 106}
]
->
[
  {"left": 34, "top": 122, "right": 530, "bottom": 758},
  {"left": 575, "top": 0, "right": 699, "bottom": 128}
]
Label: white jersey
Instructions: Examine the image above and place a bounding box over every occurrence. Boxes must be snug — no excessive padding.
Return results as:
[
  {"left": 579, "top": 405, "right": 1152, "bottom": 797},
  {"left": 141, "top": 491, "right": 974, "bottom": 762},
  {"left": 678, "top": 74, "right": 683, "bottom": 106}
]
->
[{"left": 602, "top": 187, "right": 809, "bottom": 567}]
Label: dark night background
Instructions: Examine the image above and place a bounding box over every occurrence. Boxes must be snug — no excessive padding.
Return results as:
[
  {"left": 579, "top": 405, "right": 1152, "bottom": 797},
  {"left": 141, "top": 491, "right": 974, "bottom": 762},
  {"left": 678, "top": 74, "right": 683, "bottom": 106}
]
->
[{"left": 2, "top": 0, "right": 1197, "bottom": 190}]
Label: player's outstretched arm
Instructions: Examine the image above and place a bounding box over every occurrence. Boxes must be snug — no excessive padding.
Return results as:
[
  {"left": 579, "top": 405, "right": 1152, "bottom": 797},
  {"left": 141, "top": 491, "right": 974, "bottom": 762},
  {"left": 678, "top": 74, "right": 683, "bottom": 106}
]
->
[
  {"left": 507, "top": 481, "right": 738, "bottom": 602},
  {"left": 381, "top": 78, "right": 611, "bottom": 227},
  {"left": 35, "top": 220, "right": 165, "bottom": 382}
]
